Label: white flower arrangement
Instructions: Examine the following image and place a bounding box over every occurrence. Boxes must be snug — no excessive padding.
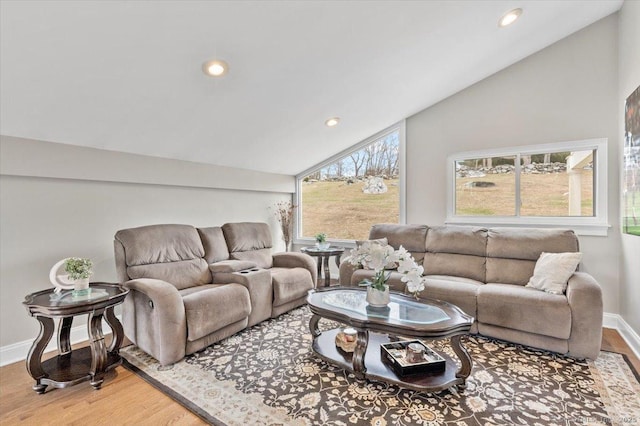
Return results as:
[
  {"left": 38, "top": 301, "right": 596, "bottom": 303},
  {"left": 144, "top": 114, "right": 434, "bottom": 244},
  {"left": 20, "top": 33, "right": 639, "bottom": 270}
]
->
[{"left": 348, "top": 242, "right": 426, "bottom": 297}]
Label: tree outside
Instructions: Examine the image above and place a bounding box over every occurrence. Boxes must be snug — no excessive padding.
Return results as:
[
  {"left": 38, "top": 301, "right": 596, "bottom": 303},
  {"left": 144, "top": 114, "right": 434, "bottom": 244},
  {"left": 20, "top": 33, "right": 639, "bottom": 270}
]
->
[{"left": 300, "top": 132, "right": 400, "bottom": 240}]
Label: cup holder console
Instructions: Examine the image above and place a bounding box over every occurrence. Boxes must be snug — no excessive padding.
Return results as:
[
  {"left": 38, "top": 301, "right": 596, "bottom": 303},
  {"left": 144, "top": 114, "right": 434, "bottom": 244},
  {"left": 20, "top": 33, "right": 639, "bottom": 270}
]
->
[{"left": 239, "top": 268, "right": 261, "bottom": 274}]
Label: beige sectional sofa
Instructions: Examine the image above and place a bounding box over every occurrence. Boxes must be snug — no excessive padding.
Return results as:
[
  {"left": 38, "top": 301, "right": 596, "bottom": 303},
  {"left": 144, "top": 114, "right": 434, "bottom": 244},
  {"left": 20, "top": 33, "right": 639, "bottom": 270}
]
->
[
  {"left": 339, "top": 224, "right": 603, "bottom": 359},
  {"left": 114, "top": 222, "right": 317, "bottom": 365}
]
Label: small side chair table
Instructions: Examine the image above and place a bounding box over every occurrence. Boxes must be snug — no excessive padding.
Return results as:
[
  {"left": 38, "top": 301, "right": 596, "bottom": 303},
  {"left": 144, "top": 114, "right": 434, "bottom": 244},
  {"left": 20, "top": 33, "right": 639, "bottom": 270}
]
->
[
  {"left": 22, "top": 282, "right": 128, "bottom": 393},
  {"left": 300, "top": 246, "right": 345, "bottom": 287}
]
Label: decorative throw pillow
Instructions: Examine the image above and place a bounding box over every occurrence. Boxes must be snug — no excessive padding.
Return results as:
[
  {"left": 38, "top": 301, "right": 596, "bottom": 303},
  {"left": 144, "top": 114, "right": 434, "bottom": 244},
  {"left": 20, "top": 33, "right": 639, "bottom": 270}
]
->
[{"left": 526, "top": 252, "right": 582, "bottom": 295}]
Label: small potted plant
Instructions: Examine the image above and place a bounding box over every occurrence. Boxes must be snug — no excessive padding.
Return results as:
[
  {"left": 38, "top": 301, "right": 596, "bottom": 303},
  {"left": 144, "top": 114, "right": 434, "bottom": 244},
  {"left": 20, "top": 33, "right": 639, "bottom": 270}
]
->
[
  {"left": 314, "top": 233, "right": 330, "bottom": 250},
  {"left": 65, "top": 257, "right": 93, "bottom": 295}
]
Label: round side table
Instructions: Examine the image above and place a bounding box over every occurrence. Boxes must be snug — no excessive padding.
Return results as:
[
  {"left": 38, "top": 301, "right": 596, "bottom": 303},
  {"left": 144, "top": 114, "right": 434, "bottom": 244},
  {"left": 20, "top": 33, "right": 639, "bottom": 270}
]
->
[
  {"left": 22, "top": 282, "right": 128, "bottom": 393},
  {"left": 300, "top": 246, "right": 345, "bottom": 287}
]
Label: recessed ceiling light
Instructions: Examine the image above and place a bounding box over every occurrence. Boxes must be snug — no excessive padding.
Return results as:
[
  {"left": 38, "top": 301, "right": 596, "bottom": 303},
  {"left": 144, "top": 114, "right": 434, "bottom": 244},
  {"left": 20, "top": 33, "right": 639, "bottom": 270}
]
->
[
  {"left": 325, "top": 117, "right": 340, "bottom": 127},
  {"left": 498, "top": 8, "right": 522, "bottom": 27},
  {"left": 202, "top": 59, "right": 229, "bottom": 77}
]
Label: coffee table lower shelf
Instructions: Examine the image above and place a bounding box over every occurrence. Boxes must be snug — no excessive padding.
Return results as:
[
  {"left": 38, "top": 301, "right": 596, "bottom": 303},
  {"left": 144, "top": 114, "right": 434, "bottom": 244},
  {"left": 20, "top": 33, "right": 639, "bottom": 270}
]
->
[{"left": 312, "top": 328, "right": 463, "bottom": 393}]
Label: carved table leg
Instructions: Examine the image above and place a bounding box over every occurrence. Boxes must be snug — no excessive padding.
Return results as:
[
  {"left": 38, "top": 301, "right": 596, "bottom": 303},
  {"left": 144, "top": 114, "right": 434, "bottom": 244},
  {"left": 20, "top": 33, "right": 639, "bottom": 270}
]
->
[
  {"left": 104, "top": 307, "right": 124, "bottom": 354},
  {"left": 323, "top": 255, "right": 330, "bottom": 287},
  {"left": 26, "top": 315, "right": 55, "bottom": 394},
  {"left": 57, "top": 317, "right": 73, "bottom": 355},
  {"left": 334, "top": 254, "right": 342, "bottom": 269},
  {"left": 309, "top": 314, "right": 321, "bottom": 338},
  {"left": 451, "top": 335, "right": 472, "bottom": 389},
  {"left": 88, "top": 309, "right": 107, "bottom": 389},
  {"left": 315, "top": 258, "right": 322, "bottom": 285},
  {"left": 352, "top": 329, "right": 369, "bottom": 379}
]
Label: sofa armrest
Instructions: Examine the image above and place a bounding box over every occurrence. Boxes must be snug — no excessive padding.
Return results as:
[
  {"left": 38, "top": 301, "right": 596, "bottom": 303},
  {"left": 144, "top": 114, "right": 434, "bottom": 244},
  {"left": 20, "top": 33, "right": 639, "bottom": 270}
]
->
[
  {"left": 213, "top": 269, "right": 272, "bottom": 327},
  {"left": 273, "top": 252, "right": 318, "bottom": 286},
  {"left": 565, "top": 272, "right": 603, "bottom": 359},
  {"left": 339, "top": 259, "right": 361, "bottom": 287},
  {"left": 122, "top": 278, "right": 187, "bottom": 365},
  {"left": 113, "top": 239, "right": 129, "bottom": 284}
]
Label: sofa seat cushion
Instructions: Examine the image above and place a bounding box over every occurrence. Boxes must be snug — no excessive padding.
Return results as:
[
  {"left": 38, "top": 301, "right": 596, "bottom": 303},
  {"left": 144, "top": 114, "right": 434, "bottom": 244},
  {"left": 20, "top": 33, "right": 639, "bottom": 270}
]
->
[
  {"left": 351, "top": 269, "right": 406, "bottom": 292},
  {"left": 423, "top": 275, "right": 482, "bottom": 285},
  {"left": 181, "top": 284, "right": 251, "bottom": 342},
  {"left": 271, "top": 267, "right": 314, "bottom": 306},
  {"left": 418, "top": 276, "right": 482, "bottom": 319},
  {"left": 477, "top": 283, "right": 571, "bottom": 339}
]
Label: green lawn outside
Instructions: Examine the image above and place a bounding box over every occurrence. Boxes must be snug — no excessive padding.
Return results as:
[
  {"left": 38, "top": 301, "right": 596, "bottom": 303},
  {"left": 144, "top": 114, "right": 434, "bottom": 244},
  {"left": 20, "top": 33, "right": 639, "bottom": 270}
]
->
[
  {"left": 456, "top": 172, "right": 594, "bottom": 216},
  {"left": 623, "top": 186, "right": 640, "bottom": 235},
  {"left": 301, "top": 179, "right": 399, "bottom": 240}
]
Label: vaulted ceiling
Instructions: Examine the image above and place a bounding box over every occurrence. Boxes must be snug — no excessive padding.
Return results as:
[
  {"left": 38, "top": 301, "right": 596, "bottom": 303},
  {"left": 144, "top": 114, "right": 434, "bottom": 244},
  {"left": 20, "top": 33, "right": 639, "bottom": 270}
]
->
[{"left": 0, "top": 1, "right": 622, "bottom": 175}]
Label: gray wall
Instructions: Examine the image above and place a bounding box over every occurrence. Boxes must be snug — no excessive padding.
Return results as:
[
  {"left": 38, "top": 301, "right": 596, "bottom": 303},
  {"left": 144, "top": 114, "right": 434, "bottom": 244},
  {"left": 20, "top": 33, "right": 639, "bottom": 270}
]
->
[
  {"left": 619, "top": 1, "right": 640, "bottom": 334},
  {"left": 0, "top": 136, "right": 294, "bottom": 349},
  {"left": 405, "top": 16, "right": 621, "bottom": 315}
]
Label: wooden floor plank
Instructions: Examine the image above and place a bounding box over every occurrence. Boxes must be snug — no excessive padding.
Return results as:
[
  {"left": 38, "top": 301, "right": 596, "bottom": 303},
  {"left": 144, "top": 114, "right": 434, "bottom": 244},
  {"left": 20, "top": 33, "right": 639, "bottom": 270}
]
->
[
  {"left": 0, "top": 329, "right": 636, "bottom": 425},
  {"left": 601, "top": 327, "right": 640, "bottom": 372}
]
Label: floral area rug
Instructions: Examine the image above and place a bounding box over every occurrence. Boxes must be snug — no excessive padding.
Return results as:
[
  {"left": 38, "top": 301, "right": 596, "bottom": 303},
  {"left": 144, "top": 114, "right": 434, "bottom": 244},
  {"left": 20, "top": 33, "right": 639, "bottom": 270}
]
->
[{"left": 121, "top": 306, "right": 640, "bottom": 426}]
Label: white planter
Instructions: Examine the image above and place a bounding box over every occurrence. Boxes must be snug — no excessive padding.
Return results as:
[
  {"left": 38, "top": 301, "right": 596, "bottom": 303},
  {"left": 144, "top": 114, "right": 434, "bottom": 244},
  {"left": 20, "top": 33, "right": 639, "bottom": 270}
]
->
[
  {"left": 71, "top": 277, "right": 91, "bottom": 297},
  {"left": 366, "top": 285, "right": 390, "bottom": 307},
  {"left": 316, "top": 242, "right": 330, "bottom": 250},
  {"left": 73, "top": 277, "right": 90, "bottom": 291}
]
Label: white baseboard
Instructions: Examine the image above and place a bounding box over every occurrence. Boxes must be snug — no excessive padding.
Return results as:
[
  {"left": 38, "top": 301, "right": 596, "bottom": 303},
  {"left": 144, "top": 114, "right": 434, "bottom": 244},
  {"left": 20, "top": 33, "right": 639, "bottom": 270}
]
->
[
  {"left": 0, "top": 317, "right": 119, "bottom": 367},
  {"left": 603, "top": 312, "right": 640, "bottom": 360}
]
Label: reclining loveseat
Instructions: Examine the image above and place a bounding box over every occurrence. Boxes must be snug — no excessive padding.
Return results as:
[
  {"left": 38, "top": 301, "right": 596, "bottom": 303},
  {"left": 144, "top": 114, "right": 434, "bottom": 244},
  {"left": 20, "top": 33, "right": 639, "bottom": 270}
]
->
[{"left": 114, "top": 222, "right": 316, "bottom": 365}]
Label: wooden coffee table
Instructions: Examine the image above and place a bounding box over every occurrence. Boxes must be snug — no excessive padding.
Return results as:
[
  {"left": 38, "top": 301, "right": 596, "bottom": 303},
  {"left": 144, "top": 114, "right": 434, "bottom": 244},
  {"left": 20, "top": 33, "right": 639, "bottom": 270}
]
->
[{"left": 307, "top": 287, "right": 474, "bottom": 392}]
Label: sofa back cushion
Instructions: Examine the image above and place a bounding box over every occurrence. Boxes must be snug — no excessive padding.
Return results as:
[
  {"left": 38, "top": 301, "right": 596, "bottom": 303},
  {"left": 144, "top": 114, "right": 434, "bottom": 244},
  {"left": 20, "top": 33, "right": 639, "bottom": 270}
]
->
[
  {"left": 486, "top": 228, "right": 579, "bottom": 285},
  {"left": 114, "top": 224, "right": 211, "bottom": 289},
  {"left": 222, "top": 222, "right": 273, "bottom": 269},
  {"left": 424, "top": 226, "right": 488, "bottom": 282},
  {"left": 369, "top": 224, "right": 428, "bottom": 263},
  {"left": 197, "top": 227, "right": 230, "bottom": 263}
]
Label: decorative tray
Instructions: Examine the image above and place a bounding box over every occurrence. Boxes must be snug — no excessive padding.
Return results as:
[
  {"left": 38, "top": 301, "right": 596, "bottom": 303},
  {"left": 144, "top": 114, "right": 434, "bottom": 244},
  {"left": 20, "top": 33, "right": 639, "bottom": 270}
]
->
[{"left": 380, "top": 340, "right": 446, "bottom": 376}]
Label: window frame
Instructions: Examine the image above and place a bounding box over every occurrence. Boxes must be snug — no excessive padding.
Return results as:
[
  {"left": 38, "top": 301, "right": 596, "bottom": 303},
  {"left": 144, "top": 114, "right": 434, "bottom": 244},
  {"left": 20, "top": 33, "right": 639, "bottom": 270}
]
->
[
  {"left": 446, "top": 138, "right": 609, "bottom": 236},
  {"left": 294, "top": 120, "right": 406, "bottom": 245}
]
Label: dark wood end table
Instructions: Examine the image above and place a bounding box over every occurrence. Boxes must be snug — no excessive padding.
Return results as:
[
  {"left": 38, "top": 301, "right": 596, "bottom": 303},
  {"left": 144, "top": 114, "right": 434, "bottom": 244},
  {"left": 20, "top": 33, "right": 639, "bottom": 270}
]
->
[
  {"left": 22, "top": 282, "right": 128, "bottom": 393},
  {"left": 300, "top": 246, "right": 345, "bottom": 287},
  {"left": 307, "top": 287, "right": 474, "bottom": 393}
]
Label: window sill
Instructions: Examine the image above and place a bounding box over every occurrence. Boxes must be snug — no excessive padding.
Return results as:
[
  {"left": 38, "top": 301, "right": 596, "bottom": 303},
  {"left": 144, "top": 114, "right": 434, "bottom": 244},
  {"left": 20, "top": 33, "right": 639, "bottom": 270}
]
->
[
  {"left": 445, "top": 216, "right": 610, "bottom": 237},
  {"left": 293, "top": 238, "right": 357, "bottom": 248}
]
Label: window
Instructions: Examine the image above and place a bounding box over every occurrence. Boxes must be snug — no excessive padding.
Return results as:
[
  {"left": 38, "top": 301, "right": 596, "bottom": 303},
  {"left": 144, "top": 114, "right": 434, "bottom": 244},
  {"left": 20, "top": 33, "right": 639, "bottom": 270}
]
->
[
  {"left": 295, "top": 122, "right": 406, "bottom": 242},
  {"left": 447, "top": 139, "right": 608, "bottom": 236}
]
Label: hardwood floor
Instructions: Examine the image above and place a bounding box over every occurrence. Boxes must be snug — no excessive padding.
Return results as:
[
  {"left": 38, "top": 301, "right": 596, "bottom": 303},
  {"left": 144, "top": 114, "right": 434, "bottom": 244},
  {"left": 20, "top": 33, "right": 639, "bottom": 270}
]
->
[
  {"left": 601, "top": 327, "right": 640, "bottom": 372},
  {"left": 0, "top": 328, "right": 637, "bottom": 425},
  {"left": 0, "top": 341, "right": 207, "bottom": 426}
]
